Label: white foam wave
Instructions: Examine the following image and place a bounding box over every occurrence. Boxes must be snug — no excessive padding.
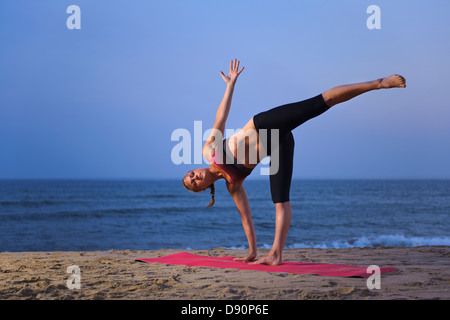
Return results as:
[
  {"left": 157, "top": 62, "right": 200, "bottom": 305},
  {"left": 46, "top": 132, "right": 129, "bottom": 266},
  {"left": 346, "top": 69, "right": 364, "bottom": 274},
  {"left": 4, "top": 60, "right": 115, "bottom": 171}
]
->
[
  {"left": 223, "top": 235, "right": 450, "bottom": 250},
  {"left": 287, "top": 234, "right": 450, "bottom": 249}
]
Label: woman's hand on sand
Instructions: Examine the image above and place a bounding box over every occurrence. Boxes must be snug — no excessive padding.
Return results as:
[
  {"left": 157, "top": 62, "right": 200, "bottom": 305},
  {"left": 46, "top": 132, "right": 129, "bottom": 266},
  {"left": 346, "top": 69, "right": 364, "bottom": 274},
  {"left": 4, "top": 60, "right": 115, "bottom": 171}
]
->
[
  {"left": 220, "top": 59, "right": 244, "bottom": 86},
  {"left": 233, "top": 251, "right": 256, "bottom": 263}
]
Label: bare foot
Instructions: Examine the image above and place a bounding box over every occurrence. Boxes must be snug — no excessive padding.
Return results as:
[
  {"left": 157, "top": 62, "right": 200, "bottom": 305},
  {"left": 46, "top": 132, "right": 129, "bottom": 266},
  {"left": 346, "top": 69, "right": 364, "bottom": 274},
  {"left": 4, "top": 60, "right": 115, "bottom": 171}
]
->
[
  {"left": 249, "top": 254, "right": 282, "bottom": 266},
  {"left": 379, "top": 74, "right": 406, "bottom": 88}
]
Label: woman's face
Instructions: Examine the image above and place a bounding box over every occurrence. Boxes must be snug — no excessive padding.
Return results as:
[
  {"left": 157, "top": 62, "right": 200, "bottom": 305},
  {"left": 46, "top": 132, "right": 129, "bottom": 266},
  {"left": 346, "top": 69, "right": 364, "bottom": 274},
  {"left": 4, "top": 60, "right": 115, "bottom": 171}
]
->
[{"left": 184, "top": 168, "right": 210, "bottom": 192}]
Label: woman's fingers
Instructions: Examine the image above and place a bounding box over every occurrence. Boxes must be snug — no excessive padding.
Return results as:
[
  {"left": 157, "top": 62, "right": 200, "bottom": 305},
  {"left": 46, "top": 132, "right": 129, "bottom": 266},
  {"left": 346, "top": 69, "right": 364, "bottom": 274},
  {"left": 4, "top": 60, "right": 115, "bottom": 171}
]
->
[
  {"left": 223, "top": 59, "right": 244, "bottom": 83},
  {"left": 233, "top": 255, "right": 255, "bottom": 263},
  {"left": 230, "top": 59, "right": 241, "bottom": 72},
  {"left": 234, "top": 257, "right": 248, "bottom": 262},
  {"left": 219, "top": 71, "right": 230, "bottom": 84}
]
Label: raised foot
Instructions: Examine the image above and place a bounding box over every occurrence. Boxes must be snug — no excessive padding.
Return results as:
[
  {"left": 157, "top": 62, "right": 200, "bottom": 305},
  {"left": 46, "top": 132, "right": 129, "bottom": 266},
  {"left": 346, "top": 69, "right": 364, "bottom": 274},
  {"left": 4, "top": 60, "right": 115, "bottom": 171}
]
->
[
  {"left": 249, "top": 254, "right": 283, "bottom": 266},
  {"left": 380, "top": 74, "right": 406, "bottom": 88}
]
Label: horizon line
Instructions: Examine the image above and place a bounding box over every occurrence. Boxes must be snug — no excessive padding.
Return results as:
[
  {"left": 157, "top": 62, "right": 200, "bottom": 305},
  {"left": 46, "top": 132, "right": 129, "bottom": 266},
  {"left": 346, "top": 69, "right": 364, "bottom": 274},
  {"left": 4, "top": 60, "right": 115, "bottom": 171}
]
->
[{"left": 1, "top": 177, "right": 449, "bottom": 181}]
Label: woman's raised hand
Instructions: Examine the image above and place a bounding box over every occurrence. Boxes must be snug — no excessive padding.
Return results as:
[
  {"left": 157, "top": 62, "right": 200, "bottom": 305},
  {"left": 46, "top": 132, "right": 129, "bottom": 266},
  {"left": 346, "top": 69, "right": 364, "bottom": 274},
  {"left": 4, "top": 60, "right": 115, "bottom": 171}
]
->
[{"left": 220, "top": 59, "right": 245, "bottom": 86}]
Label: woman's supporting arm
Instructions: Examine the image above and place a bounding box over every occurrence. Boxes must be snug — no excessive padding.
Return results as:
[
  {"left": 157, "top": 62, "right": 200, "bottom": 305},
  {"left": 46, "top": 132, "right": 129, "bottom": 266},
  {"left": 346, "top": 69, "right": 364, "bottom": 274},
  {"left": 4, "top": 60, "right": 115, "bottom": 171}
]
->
[{"left": 227, "top": 182, "right": 257, "bottom": 262}]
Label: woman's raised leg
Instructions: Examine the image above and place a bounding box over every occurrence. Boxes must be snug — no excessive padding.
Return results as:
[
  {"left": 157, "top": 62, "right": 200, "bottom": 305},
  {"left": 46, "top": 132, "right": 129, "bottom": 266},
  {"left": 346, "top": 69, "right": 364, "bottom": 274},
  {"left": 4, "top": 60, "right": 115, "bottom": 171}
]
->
[
  {"left": 322, "top": 74, "right": 406, "bottom": 107},
  {"left": 249, "top": 74, "right": 406, "bottom": 266}
]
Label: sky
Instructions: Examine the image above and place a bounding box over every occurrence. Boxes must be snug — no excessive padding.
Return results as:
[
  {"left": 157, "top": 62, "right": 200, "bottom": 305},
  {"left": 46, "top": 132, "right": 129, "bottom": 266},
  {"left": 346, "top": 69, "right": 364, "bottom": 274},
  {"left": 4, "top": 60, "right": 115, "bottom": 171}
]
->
[{"left": 0, "top": 0, "right": 449, "bottom": 179}]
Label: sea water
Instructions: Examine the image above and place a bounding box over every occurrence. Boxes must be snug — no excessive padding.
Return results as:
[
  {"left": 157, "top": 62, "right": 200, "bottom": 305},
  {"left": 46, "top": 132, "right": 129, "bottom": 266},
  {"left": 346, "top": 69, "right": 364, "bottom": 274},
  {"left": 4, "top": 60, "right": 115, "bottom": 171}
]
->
[{"left": 0, "top": 179, "right": 449, "bottom": 252}]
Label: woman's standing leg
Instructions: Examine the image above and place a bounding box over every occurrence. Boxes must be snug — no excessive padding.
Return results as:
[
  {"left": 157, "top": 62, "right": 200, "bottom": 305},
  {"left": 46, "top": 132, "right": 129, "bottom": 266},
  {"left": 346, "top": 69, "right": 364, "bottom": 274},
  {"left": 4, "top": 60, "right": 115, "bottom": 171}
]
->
[
  {"left": 251, "top": 132, "right": 294, "bottom": 266},
  {"left": 251, "top": 202, "right": 292, "bottom": 266}
]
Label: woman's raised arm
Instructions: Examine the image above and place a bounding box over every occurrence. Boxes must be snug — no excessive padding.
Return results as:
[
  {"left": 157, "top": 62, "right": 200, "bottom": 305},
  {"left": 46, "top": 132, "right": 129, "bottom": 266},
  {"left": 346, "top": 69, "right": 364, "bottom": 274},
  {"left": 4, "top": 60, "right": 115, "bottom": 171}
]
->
[{"left": 203, "top": 59, "right": 244, "bottom": 156}]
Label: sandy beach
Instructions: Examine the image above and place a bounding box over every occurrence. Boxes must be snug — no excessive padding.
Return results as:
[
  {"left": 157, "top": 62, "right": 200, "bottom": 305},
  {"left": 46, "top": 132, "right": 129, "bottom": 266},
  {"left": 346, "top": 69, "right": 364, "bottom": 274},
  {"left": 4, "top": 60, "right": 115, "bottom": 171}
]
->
[{"left": 0, "top": 246, "right": 449, "bottom": 300}]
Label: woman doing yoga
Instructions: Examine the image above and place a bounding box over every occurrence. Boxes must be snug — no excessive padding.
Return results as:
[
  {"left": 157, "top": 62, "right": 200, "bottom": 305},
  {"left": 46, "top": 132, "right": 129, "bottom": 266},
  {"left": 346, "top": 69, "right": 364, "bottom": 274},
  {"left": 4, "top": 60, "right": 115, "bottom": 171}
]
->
[{"left": 182, "top": 59, "right": 406, "bottom": 266}]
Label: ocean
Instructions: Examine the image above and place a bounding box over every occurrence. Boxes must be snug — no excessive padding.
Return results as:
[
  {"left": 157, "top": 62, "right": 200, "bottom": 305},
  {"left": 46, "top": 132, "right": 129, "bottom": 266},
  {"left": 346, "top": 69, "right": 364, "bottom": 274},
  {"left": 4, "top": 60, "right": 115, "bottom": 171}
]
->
[{"left": 0, "top": 179, "right": 449, "bottom": 252}]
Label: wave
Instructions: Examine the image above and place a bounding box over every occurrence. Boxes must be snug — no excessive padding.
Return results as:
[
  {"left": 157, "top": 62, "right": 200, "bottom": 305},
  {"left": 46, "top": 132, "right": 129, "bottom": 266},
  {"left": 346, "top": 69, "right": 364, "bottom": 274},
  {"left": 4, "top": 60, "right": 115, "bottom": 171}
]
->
[
  {"left": 223, "top": 235, "right": 450, "bottom": 250},
  {"left": 288, "top": 234, "right": 450, "bottom": 249},
  {"left": 0, "top": 200, "right": 64, "bottom": 207}
]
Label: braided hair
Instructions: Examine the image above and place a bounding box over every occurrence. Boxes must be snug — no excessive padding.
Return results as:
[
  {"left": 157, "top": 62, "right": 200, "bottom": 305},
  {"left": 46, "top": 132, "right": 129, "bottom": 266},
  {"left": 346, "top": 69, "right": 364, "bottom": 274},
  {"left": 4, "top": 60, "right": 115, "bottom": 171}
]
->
[
  {"left": 206, "top": 183, "right": 215, "bottom": 207},
  {"left": 182, "top": 176, "right": 215, "bottom": 208}
]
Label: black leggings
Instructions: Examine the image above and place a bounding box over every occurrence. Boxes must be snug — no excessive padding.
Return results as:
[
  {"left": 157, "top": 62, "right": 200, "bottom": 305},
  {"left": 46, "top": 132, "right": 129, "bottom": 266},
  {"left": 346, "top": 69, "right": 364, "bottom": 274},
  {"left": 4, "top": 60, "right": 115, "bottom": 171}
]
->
[{"left": 253, "top": 94, "right": 331, "bottom": 203}]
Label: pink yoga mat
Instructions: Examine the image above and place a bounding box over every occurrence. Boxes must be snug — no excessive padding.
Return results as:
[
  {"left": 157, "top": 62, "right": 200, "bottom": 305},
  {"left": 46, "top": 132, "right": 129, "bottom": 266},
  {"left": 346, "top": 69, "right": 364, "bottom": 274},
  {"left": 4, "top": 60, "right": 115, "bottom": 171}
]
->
[{"left": 136, "top": 252, "right": 396, "bottom": 278}]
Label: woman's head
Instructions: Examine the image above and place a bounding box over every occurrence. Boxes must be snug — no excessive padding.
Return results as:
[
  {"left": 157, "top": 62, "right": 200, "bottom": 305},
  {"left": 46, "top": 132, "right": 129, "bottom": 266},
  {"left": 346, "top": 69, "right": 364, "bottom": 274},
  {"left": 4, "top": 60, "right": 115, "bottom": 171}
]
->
[{"left": 182, "top": 168, "right": 215, "bottom": 207}]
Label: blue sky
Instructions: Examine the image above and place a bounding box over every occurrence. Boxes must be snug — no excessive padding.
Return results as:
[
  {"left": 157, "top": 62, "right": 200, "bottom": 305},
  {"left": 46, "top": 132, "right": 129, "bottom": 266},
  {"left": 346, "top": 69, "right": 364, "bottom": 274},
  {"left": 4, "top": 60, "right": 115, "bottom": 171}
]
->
[{"left": 1, "top": 0, "right": 449, "bottom": 179}]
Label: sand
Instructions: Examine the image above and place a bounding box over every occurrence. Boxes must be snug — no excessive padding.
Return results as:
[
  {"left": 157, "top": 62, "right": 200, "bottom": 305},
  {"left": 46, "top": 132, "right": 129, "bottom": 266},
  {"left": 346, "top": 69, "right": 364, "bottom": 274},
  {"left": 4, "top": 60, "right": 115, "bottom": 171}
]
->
[{"left": 0, "top": 246, "right": 449, "bottom": 300}]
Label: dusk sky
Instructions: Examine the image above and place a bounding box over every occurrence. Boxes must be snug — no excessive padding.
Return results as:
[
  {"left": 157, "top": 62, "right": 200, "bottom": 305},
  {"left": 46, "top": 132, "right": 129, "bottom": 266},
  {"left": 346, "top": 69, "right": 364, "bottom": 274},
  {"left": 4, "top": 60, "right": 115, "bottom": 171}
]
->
[{"left": 1, "top": 0, "right": 449, "bottom": 179}]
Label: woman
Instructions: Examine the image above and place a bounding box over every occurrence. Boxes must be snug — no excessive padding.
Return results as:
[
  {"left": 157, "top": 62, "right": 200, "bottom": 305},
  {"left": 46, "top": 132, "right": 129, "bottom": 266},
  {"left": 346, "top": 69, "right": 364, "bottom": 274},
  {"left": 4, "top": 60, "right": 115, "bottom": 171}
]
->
[{"left": 182, "top": 59, "right": 406, "bottom": 265}]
